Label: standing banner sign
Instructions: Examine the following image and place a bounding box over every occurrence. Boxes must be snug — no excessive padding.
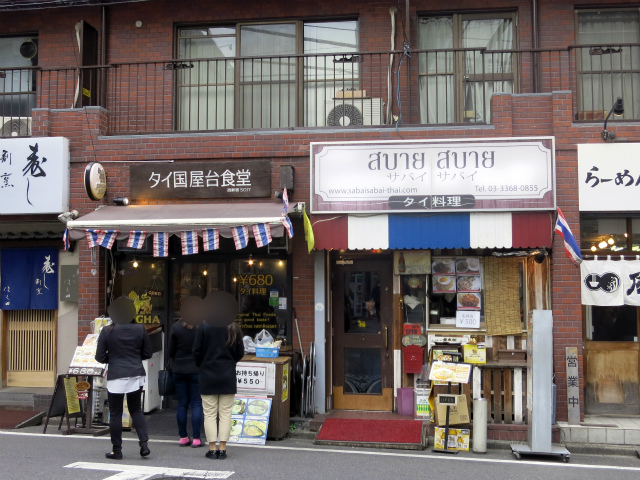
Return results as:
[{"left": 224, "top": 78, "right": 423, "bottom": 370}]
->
[{"left": 622, "top": 259, "right": 640, "bottom": 306}]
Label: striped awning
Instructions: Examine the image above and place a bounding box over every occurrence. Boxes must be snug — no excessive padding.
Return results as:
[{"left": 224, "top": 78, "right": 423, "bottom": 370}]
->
[{"left": 311, "top": 212, "right": 553, "bottom": 250}]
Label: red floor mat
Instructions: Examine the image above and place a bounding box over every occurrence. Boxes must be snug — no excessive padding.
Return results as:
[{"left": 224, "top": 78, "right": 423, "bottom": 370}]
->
[
  {"left": 0, "top": 409, "right": 40, "bottom": 429},
  {"left": 316, "top": 418, "right": 423, "bottom": 444}
]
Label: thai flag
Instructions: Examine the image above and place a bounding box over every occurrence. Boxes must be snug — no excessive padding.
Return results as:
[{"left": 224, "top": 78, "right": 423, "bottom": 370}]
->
[
  {"left": 231, "top": 225, "right": 249, "bottom": 250},
  {"left": 181, "top": 230, "right": 199, "bottom": 255},
  {"left": 252, "top": 223, "right": 272, "bottom": 247},
  {"left": 555, "top": 208, "right": 583, "bottom": 265},
  {"left": 281, "top": 216, "right": 294, "bottom": 239},
  {"left": 153, "top": 232, "right": 169, "bottom": 257},
  {"left": 63, "top": 229, "right": 71, "bottom": 251},
  {"left": 87, "top": 229, "right": 118, "bottom": 249},
  {"left": 281, "top": 187, "right": 289, "bottom": 216},
  {"left": 127, "top": 231, "right": 147, "bottom": 249},
  {"left": 202, "top": 228, "right": 220, "bottom": 251}
]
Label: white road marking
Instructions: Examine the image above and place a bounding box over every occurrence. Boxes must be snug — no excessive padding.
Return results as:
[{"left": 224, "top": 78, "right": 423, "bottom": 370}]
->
[
  {"left": 65, "top": 461, "right": 233, "bottom": 479},
  {"left": 3, "top": 430, "right": 640, "bottom": 473}
]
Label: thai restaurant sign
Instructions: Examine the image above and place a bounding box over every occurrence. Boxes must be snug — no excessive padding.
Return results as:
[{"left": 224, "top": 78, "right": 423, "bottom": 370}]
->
[
  {"left": 310, "top": 137, "right": 555, "bottom": 213},
  {"left": 130, "top": 160, "right": 271, "bottom": 200},
  {"left": 578, "top": 143, "right": 640, "bottom": 211},
  {"left": 0, "top": 137, "right": 70, "bottom": 214}
]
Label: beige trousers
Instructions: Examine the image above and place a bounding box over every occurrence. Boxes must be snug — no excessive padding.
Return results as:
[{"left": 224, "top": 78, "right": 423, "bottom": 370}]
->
[{"left": 201, "top": 393, "right": 235, "bottom": 443}]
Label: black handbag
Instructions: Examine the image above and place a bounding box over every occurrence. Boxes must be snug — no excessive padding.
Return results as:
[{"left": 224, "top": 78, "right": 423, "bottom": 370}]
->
[{"left": 158, "top": 361, "right": 174, "bottom": 396}]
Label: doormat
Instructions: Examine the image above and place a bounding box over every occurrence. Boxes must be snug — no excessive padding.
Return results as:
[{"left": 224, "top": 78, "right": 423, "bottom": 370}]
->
[
  {"left": 0, "top": 409, "right": 44, "bottom": 429},
  {"left": 314, "top": 418, "right": 424, "bottom": 450}
]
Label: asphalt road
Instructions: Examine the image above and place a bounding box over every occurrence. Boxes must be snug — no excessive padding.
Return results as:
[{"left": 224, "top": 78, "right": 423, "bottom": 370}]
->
[{"left": 1, "top": 427, "right": 640, "bottom": 480}]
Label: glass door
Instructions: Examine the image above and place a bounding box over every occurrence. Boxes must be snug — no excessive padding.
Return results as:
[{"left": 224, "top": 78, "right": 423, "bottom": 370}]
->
[{"left": 332, "top": 257, "right": 393, "bottom": 410}]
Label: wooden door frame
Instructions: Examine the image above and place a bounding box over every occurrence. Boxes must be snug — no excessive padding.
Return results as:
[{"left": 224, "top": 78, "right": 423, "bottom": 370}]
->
[{"left": 331, "top": 253, "right": 394, "bottom": 410}]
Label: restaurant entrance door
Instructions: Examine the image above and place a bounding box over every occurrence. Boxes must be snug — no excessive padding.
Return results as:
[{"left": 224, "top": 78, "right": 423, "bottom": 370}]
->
[{"left": 332, "top": 256, "right": 393, "bottom": 411}]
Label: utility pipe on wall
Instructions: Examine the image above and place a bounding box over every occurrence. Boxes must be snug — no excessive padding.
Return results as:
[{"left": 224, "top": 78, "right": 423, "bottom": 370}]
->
[{"left": 387, "top": 6, "right": 398, "bottom": 124}]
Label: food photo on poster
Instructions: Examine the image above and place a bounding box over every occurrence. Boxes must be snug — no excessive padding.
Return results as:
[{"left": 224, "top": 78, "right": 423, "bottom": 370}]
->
[{"left": 228, "top": 396, "right": 272, "bottom": 445}]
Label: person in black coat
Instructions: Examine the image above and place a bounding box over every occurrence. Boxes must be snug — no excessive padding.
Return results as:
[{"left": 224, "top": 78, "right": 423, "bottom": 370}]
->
[
  {"left": 168, "top": 296, "right": 204, "bottom": 447},
  {"left": 95, "top": 297, "right": 152, "bottom": 460},
  {"left": 193, "top": 291, "right": 244, "bottom": 460}
]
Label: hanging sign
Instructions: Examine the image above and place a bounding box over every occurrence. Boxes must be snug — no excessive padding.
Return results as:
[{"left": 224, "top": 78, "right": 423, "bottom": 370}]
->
[{"left": 580, "top": 259, "right": 623, "bottom": 306}]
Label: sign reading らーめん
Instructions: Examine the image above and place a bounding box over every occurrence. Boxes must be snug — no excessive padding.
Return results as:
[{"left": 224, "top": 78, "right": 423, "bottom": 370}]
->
[{"left": 130, "top": 160, "right": 271, "bottom": 200}]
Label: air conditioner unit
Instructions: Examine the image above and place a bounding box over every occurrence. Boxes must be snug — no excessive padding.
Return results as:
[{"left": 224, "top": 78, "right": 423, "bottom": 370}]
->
[
  {"left": 1, "top": 117, "right": 32, "bottom": 137},
  {"left": 325, "top": 98, "right": 385, "bottom": 126}
]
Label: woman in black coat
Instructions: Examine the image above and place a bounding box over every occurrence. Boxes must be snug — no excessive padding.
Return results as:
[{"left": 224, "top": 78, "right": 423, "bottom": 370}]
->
[
  {"left": 95, "top": 297, "right": 152, "bottom": 460},
  {"left": 193, "top": 291, "right": 244, "bottom": 460}
]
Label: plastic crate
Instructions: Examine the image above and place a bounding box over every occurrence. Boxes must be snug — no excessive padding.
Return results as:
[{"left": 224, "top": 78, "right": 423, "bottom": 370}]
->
[{"left": 255, "top": 347, "right": 280, "bottom": 358}]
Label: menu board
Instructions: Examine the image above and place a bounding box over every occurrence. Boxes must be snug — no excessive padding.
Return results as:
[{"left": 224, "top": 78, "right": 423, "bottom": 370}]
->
[
  {"left": 428, "top": 360, "right": 472, "bottom": 384},
  {"left": 432, "top": 257, "right": 483, "bottom": 311},
  {"left": 68, "top": 341, "right": 106, "bottom": 376},
  {"left": 228, "top": 396, "right": 272, "bottom": 445}
]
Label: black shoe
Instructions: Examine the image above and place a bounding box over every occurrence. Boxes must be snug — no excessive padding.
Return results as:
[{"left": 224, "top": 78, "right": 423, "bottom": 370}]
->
[
  {"left": 140, "top": 443, "right": 150, "bottom": 457},
  {"left": 205, "top": 449, "right": 218, "bottom": 459},
  {"left": 217, "top": 450, "right": 227, "bottom": 460},
  {"left": 105, "top": 451, "right": 122, "bottom": 460}
]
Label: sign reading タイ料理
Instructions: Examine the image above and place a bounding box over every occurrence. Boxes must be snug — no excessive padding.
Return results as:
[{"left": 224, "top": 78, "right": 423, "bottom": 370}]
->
[{"left": 310, "top": 138, "right": 555, "bottom": 213}]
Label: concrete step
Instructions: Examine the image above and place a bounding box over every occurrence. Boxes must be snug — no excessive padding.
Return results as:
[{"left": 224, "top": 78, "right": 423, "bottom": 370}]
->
[{"left": 0, "top": 388, "right": 53, "bottom": 411}]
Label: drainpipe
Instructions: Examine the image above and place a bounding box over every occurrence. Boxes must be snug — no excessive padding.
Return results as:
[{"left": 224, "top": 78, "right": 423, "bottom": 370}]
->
[
  {"left": 532, "top": 0, "right": 540, "bottom": 92},
  {"left": 100, "top": 6, "right": 107, "bottom": 107},
  {"left": 387, "top": 6, "right": 397, "bottom": 124}
]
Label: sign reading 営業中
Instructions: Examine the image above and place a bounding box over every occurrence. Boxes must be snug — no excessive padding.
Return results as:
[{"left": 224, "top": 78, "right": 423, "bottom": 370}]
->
[
  {"left": 310, "top": 137, "right": 555, "bottom": 213},
  {"left": 578, "top": 143, "right": 640, "bottom": 212},
  {"left": 566, "top": 347, "right": 580, "bottom": 425},
  {"left": 0, "top": 137, "right": 70, "bottom": 214}
]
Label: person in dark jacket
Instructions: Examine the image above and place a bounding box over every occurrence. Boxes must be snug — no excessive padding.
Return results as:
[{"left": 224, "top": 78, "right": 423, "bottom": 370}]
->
[
  {"left": 168, "top": 295, "right": 204, "bottom": 447},
  {"left": 193, "top": 291, "right": 244, "bottom": 460},
  {"left": 95, "top": 296, "right": 152, "bottom": 460}
]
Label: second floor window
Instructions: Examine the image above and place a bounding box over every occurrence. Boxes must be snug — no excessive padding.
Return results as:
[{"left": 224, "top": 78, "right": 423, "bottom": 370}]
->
[
  {"left": 418, "top": 13, "right": 516, "bottom": 124},
  {"left": 576, "top": 9, "right": 640, "bottom": 120},
  {"left": 0, "top": 35, "right": 37, "bottom": 136},
  {"left": 177, "top": 20, "right": 358, "bottom": 131}
]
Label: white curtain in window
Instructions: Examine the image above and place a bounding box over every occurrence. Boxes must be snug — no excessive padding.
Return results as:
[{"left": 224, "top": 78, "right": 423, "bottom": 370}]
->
[
  {"left": 578, "top": 11, "right": 640, "bottom": 118},
  {"left": 418, "top": 17, "right": 454, "bottom": 123}
]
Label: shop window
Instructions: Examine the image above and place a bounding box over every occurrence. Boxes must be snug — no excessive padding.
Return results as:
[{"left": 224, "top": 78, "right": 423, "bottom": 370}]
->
[
  {"left": 0, "top": 35, "right": 38, "bottom": 134},
  {"left": 176, "top": 20, "right": 358, "bottom": 130},
  {"left": 115, "top": 255, "right": 167, "bottom": 326},
  {"left": 586, "top": 305, "right": 639, "bottom": 341},
  {"left": 231, "top": 257, "right": 289, "bottom": 344},
  {"left": 580, "top": 214, "right": 640, "bottom": 254},
  {"left": 418, "top": 13, "right": 515, "bottom": 124}
]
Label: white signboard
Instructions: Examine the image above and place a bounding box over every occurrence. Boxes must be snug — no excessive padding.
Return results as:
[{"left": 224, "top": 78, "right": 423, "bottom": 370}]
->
[
  {"left": 0, "top": 137, "right": 70, "bottom": 214},
  {"left": 236, "top": 362, "right": 275, "bottom": 396},
  {"left": 578, "top": 143, "right": 640, "bottom": 211},
  {"left": 311, "top": 137, "right": 555, "bottom": 213},
  {"left": 455, "top": 310, "right": 481, "bottom": 329}
]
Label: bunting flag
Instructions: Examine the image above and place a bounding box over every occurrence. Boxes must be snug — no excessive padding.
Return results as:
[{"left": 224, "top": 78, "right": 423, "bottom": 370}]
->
[
  {"left": 252, "top": 223, "right": 272, "bottom": 248},
  {"left": 281, "top": 216, "right": 294, "bottom": 239},
  {"left": 554, "top": 208, "right": 583, "bottom": 265},
  {"left": 231, "top": 225, "right": 249, "bottom": 250},
  {"left": 180, "top": 230, "right": 199, "bottom": 255},
  {"left": 127, "top": 231, "right": 147, "bottom": 249},
  {"left": 202, "top": 228, "right": 220, "bottom": 251},
  {"left": 302, "top": 208, "right": 315, "bottom": 253},
  {"left": 86, "top": 229, "right": 119, "bottom": 249},
  {"left": 153, "top": 232, "right": 169, "bottom": 257},
  {"left": 63, "top": 228, "right": 71, "bottom": 251}
]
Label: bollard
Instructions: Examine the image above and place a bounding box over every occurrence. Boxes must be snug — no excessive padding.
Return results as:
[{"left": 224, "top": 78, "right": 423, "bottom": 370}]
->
[{"left": 473, "top": 398, "right": 487, "bottom": 454}]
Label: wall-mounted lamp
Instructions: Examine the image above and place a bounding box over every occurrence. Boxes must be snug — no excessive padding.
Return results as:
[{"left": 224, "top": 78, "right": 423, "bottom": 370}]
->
[
  {"left": 113, "top": 197, "right": 130, "bottom": 206},
  {"left": 601, "top": 97, "right": 624, "bottom": 142},
  {"left": 534, "top": 249, "right": 548, "bottom": 264}
]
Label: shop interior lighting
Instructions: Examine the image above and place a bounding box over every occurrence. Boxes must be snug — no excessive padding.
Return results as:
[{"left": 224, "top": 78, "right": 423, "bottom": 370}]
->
[
  {"left": 591, "top": 245, "right": 597, "bottom": 252},
  {"left": 132, "top": 259, "right": 139, "bottom": 268},
  {"left": 601, "top": 97, "right": 624, "bottom": 142},
  {"left": 608, "top": 238, "right": 615, "bottom": 245},
  {"left": 248, "top": 255, "right": 254, "bottom": 265},
  {"left": 598, "top": 241, "right": 608, "bottom": 249},
  {"left": 203, "top": 270, "right": 208, "bottom": 276},
  {"left": 113, "top": 197, "right": 130, "bottom": 206},
  {"left": 278, "top": 260, "right": 283, "bottom": 266}
]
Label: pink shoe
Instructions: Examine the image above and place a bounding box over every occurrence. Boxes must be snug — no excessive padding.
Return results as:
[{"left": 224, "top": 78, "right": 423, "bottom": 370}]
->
[
  {"left": 191, "top": 439, "right": 203, "bottom": 448},
  {"left": 179, "top": 437, "right": 192, "bottom": 447}
]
